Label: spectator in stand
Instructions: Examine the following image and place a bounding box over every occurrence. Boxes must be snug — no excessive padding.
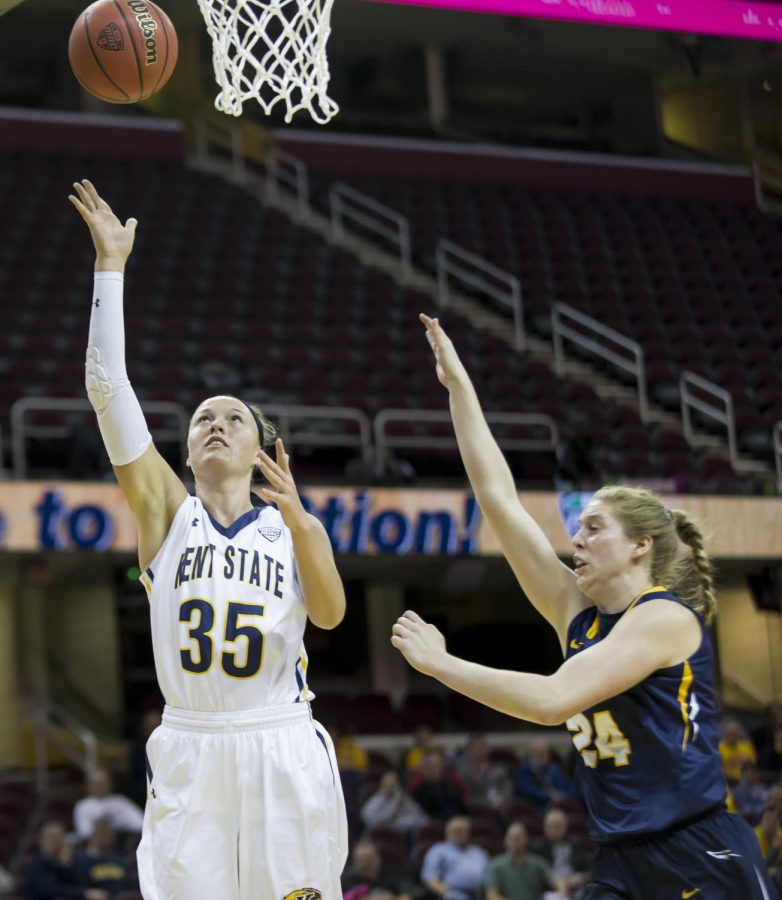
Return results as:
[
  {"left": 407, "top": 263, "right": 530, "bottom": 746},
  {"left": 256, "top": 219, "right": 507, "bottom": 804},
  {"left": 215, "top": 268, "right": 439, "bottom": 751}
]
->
[
  {"left": 23, "top": 820, "right": 109, "bottom": 900},
  {"left": 0, "top": 864, "right": 14, "bottom": 898},
  {"left": 406, "top": 725, "right": 436, "bottom": 773},
  {"left": 361, "top": 770, "right": 430, "bottom": 839},
  {"left": 754, "top": 804, "right": 781, "bottom": 882},
  {"left": 73, "top": 769, "right": 144, "bottom": 842},
  {"left": 73, "top": 818, "right": 138, "bottom": 897},
  {"left": 332, "top": 724, "right": 370, "bottom": 813},
  {"left": 513, "top": 740, "right": 575, "bottom": 810},
  {"left": 485, "top": 821, "right": 557, "bottom": 900},
  {"left": 753, "top": 702, "right": 782, "bottom": 773},
  {"left": 455, "top": 735, "right": 511, "bottom": 810},
  {"left": 719, "top": 719, "right": 757, "bottom": 784},
  {"left": 342, "top": 838, "right": 414, "bottom": 900},
  {"left": 531, "top": 809, "right": 590, "bottom": 897},
  {"left": 410, "top": 749, "right": 467, "bottom": 823},
  {"left": 733, "top": 760, "right": 770, "bottom": 826},
  {"left": 334, "top": 724, "right": 370, "bottom": 776},
  {"left": 421, "top": 816, "right": 489, "bottom": 900}
]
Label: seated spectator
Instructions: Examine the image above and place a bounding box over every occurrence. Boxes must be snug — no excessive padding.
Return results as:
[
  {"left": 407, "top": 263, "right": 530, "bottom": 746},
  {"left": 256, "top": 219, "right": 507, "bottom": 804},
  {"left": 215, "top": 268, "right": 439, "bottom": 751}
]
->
[
  {"left": 719, "top": 719, "right": 757, "bottom": 784},
  {"left": 73, "top": 769, "right": 144, "bottom": 842},
  {"left": 733, "top": 761, "right": 770, "bottom": 825},
  {"left": 405, "top": 725, "right": 436, "bottom": 773},
  {"left": 73, "top": 818, "right": 138, "bottom": 897},
  {"left": 513, "top": 741, "right": 575, "bottom": 810},
  {"left": 342, "top": 838, "right": 414, "bottom": 900},
  {"left": 332, "top": 724, "right": 370, "bottom": 813},
  {"left": 0, "top": 864, "right": 14, "bottom": 897},
  {"left": 361, "top": 770, "right": 429, "bottom": 839},
  {"left": 335, "top": 725, "right": 370, "bottom": 776},
  {"left": 455, "top": 735, "right": 511, "bottom": 810},
  {"left": 421, "top": 815, "right": 489, "bottom": 900},
  {"left": 531, "top": 809, "right": 590, "bottom": 896},
  {"left": 485, "top": 821, "right": 556, "bottom": 900},
  {"left": 410, "top": 750, "right": 467, "bottom": 823},
  {"left": 23, "top": 820, "right": 109, "bottom": 900},
  {"left": 754, "top": 805, "right": 782, "bottom": 871}
]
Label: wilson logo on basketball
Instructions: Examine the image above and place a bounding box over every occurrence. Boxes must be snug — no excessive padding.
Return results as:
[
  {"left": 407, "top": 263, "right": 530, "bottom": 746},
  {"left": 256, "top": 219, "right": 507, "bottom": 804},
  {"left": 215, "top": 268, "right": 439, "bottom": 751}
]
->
[
  {"left": 282, "top": 891, "right": 322, "bottom": 900},
  {"left": 126, "top": 0, "right": 159, "bottom": 65},
  {"left": 96, "top": 23, "right": 124, "bottom": 52}
]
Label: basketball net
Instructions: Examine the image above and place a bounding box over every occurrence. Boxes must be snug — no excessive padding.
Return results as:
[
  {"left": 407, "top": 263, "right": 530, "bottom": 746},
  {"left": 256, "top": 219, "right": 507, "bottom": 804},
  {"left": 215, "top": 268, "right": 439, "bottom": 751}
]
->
[{"left": 196, "top": 0, "right": 339, "bottom": 124}]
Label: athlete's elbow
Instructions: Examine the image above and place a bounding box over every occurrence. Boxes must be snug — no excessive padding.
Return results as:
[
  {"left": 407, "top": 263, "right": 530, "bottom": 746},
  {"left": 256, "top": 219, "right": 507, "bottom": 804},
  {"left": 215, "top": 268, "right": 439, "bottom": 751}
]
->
[
  {"left": 306, "top": 597, "right": 346, "bottom": 630},
  {"left": 538, "top": 681, "right": 570, "bottom": 726}
]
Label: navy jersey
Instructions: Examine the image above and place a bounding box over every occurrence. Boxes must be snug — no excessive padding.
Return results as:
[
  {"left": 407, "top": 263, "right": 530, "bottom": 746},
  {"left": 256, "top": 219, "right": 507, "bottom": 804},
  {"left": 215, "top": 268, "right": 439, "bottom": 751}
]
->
[{"left": 565, "top": 587, "right": 726, "bottom": 841}]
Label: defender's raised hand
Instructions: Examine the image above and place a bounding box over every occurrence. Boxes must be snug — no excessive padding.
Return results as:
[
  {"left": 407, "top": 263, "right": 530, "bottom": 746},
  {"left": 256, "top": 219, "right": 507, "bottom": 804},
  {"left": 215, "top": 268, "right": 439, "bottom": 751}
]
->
[
  {"left": 419, "top": 313, "right": 470, "bottom": 391},
  {"left": 391, "top": 610, "right": 448, "bottom": 677},
  {"left": 68, "top": 179, "right": 137, "bottom": 272}
]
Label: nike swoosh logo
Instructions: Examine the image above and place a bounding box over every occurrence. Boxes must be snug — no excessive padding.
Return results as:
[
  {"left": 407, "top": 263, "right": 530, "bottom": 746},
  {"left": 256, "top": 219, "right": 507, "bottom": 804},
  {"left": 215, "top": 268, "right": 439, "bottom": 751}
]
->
[
  {"left": 682, "top": 890, "right": 701, "bottom": 898},
  {"left": 706, "top": 849, "right": 742, "bottom": 859},
  {"left": 570, "top": 639, "right": 583, "bottom": 650}
]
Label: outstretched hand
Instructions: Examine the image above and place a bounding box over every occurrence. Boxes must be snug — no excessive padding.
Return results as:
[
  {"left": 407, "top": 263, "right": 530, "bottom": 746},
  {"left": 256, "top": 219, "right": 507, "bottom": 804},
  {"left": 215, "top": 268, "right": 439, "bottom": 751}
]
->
[
  {"left": 256, "top": 438, "right": 309, "bottom": 532},
  {"left": 68, "top": 179, "right": 137, "bottom": 271},
  {"left": 419, "top": 313, "right": 470, "bottom": 391},
  {"left": 391, "top": 610, "right": 448, "bottom": 677}
]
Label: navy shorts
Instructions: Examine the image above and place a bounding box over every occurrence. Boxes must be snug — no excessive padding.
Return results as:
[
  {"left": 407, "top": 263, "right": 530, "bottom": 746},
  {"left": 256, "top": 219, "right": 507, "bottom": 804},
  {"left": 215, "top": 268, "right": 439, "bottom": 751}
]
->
[{"left": 583, "top": 808, "right": 778, "bottom": 900}]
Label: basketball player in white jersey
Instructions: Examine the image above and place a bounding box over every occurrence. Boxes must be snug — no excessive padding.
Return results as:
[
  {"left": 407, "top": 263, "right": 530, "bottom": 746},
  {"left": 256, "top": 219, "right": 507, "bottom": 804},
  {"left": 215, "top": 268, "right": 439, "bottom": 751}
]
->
[{"left": 69, "top": 179, "right": 348, "bottom": 900}]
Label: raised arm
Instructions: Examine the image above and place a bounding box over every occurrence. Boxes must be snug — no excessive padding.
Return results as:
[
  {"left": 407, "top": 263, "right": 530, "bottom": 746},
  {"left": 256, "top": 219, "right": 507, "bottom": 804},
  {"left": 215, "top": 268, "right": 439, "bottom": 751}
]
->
[
  {"left": 69, "top": 180, "right": 186, "bottom": 569},
  {"left": 391, "top": 601, "right": 701, "bottom": 726},
  {"left": 420, "top": 315, "right": 588, "bottom": 651}
]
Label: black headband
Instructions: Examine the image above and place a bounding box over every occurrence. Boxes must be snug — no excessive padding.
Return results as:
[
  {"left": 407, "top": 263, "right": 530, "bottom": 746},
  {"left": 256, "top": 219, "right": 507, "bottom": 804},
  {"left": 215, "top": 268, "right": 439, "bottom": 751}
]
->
[{"left": 240, "top": 399, "right": 270, "bottom": 448}]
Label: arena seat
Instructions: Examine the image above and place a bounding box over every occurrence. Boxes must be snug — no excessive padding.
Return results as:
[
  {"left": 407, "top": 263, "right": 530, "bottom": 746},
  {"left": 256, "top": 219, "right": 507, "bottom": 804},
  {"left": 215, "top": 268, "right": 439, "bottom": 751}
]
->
[{"left": 0, "top": 149, "right": 772, "bottom": 493}]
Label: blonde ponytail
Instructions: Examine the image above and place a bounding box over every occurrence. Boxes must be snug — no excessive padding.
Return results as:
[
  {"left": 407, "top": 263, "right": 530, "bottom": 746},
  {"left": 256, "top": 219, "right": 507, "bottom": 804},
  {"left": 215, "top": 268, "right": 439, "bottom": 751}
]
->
[{"left": 670, "top": 509, "right": 717, "bottom": 624}]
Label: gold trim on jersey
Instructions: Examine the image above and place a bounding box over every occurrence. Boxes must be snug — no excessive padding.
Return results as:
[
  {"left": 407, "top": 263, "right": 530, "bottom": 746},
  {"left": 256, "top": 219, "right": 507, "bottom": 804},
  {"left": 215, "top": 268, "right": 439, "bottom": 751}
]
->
[
  {"left": 626, "top": 584, "right": 668, "bottom": 613},
  {"left": 678, "top": 660, "right": 694, "bottom": 751}
]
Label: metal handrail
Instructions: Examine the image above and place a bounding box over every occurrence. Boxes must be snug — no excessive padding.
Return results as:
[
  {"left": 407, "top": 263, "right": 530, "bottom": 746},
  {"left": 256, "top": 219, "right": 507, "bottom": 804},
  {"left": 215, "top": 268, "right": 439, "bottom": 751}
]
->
[
  {"left": 552, "top": 303, "right": 649, "bottom": 422},
  {"left": 11, "top": 397, "right": 189, "bottom": 479},
  {"left": 374, "top": 409, "right": 558, "bottom": 463},
  {"left": 330, "top": 183, "right": 412, "bottom": 282},
  {"left": 267, "top": 149, "right": 310, "bottom": 218},
  {"left": 436, "top": 240, "right": 524, "bottom": 351},
  {"left": 774, "top": 420, "right": 782, "bottom": 494},
  {"left": 32, "top": 699, "right": 98, "bottom": 794},
  {"left": 244, "top": 399, "right": 373, "bottom": 462},
  {"left": 193, "top": 116, "right": 247, "bottom": 184},
  {"left": 752, "top": 148, "right": 782, "bottom": 217},
  {"left": 679, "top": 371, "right": 749, "bottom": 472}
]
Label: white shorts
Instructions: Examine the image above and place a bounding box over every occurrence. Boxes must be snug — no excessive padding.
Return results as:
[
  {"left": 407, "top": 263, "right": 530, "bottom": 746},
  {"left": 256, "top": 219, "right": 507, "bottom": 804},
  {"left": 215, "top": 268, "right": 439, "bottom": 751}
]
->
[{"left": 137, "top": 703, "right": 348, "bottom": 900}]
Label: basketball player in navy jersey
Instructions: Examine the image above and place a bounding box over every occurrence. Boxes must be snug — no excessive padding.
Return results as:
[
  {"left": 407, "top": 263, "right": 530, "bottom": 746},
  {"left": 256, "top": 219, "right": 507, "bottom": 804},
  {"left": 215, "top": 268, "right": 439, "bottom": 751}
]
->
[
  {"left": 391, "top": 314, "right": 776, "bottom": 900},
  {"left": 69, "top": 179, "right": 348, "bottom": 900}
]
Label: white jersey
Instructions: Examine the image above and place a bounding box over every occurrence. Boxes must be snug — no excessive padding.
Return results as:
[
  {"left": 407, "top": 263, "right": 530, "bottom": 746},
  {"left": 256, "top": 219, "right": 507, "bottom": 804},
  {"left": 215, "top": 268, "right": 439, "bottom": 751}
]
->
[{"left": 140, "top": 496, "right": 311, "bottom": 713}]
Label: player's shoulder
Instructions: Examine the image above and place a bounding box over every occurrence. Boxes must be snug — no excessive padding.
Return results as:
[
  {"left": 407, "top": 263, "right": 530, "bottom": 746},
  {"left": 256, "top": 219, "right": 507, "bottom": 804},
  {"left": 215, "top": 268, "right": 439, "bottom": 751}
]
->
[{"left": 622, "top": 592, "right": 699, "bottom": 631}]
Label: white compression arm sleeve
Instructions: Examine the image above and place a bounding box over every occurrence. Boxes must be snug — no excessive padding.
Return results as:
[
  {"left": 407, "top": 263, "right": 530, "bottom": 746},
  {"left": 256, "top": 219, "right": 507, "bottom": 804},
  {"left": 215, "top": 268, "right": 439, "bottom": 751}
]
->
[{"left": 85, "top": 272, "right": 152, "bottom": 467}]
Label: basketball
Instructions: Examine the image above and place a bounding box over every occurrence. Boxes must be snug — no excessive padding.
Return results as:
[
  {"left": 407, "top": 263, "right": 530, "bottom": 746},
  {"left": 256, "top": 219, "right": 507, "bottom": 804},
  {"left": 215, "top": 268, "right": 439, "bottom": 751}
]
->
[{"left": 68, "top": 0, "right": 178, "bottom": 104}]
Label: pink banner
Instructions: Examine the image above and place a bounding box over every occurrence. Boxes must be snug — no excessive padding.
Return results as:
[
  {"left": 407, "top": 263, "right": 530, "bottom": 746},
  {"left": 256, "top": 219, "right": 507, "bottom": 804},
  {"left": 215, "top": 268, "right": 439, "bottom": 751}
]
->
[{"left": 369, "top": 0, "right": 782, "bottom": 41}]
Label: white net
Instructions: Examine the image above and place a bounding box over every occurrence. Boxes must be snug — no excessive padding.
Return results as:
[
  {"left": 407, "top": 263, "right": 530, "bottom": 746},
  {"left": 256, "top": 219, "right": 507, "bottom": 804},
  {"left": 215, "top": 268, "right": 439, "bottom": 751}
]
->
[{"left": 196, "top": 0, "right": 339, "bottom": 124}]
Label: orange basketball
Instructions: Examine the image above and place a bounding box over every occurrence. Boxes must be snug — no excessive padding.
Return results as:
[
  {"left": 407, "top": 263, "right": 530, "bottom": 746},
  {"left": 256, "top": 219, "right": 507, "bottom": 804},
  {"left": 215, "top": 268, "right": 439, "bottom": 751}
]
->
[{"left": 68, "top": 0, "right": 178, "bottom": 104}]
